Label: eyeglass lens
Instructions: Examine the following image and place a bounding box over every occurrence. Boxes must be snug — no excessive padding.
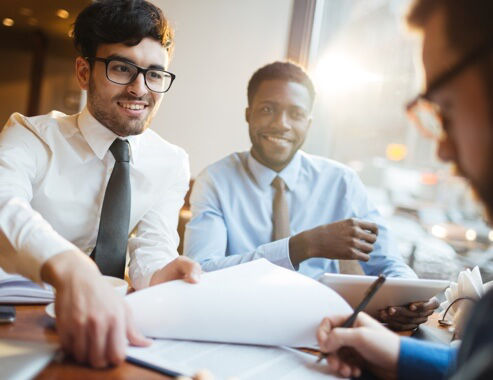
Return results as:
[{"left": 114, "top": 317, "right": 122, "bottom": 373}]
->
[
  {"left": 107, "top": 60, "right": 172, "bottom": 92},
  {"left": 407, "top": 99, "right": 444, "bottom": 140}
]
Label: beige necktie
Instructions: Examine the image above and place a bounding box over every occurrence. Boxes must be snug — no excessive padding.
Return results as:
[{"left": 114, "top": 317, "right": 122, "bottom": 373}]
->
[
  {"left": 338, "top": 259, "right": 365, "bottom": 275},
  {"left": 272, "top": 176, "right": 290, "bottom": 240}
]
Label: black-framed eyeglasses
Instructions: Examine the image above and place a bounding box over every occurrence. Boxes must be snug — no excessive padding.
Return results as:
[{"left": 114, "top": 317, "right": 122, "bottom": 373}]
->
[
  {"left": 406, "top": 40, "right": 493, "bottom": 140},
  {"left": 86, "top": 56, "right": 176, "bottom": 93}
]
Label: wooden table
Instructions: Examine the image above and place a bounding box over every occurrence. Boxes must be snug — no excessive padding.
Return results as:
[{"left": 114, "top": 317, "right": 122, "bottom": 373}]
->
[
  {"left": 1, "top": 305, "right": 448, "bottom": 379},
  {"left": 0, "top": 305, "right": 171, "bottom": 379}
]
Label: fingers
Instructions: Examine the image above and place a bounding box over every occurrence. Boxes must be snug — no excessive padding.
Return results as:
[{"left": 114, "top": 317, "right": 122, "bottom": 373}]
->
[
  {"left": 348, "top": 248, "right": 371, "bottom": 261},
  {"left": 352, "top": 238, "right": 374, "bottom": 254},
  {"left": 87, "top": 314, "right": 109, "bottom": 368},
  {"left": 325, "top": 354, "right": 361, "bottom": 378},
  {"left": 353, "top": 219, "right": 378, "bottom": 236},
  {"left": 107, "top": 316, "right": 126, "bottom": 366},
  {"left": 409, "top": 297, "right": 440, "bottom": 312},
  {"left": 154, "top": 257, "right": 202, "bottom": 284},
  {"left": 125, "top": 303, "right": 152, "bottom": 347},
  {"left": 319, "top": 325, "right": 364, "bottom": 353},
  {"left": 176, "top": 257, "right": 202, "bottom": 284},
  {"left": 385, "top": 320, "right": 420, "bottom": 331},
  {"left": 72, "top": 316, "right": 88, "bottom": 363}
]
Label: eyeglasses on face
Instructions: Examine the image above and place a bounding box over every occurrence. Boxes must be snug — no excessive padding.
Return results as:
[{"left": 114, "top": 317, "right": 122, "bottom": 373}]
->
[
  {"left": 86, "top": 56, "right": 176, "bottom": 93},
  {"left": 406, "top": 40, "right": 493, "bottom": 140}
]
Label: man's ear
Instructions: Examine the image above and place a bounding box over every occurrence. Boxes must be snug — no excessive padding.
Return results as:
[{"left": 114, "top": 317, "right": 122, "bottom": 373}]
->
[
  {"left": 75, "top": 56, "right": 91, "bottom": 91},
  {"left": 245, "top": 107, "right": 251, "bottom": 123}
]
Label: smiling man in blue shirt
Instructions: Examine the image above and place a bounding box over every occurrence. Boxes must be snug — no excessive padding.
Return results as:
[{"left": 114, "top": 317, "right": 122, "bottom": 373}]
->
[{"left": 184, "top": 61, "right": 437, "bottom": 330}]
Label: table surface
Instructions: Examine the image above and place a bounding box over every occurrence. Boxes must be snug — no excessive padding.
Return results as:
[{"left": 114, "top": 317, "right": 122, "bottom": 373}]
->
[
  {"left": 1, "top": 305, "right": 446, "bottom": 379},
  {"left": 0, "top": 305, "right": 170, "bottom": 380}
]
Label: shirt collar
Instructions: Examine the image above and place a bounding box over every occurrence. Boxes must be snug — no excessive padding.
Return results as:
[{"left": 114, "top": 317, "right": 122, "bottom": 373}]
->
[
  {"left": 77, "top": 106, "right": 140, "bottom": 164},
  {"left": 246, "top": 150, "right": 301, "bottom": 191}
]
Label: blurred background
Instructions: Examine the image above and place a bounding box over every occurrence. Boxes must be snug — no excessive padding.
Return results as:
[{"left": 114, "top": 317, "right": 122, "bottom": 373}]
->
[{"left": 1, "top": 0, "right": 492, "bottom": 281}]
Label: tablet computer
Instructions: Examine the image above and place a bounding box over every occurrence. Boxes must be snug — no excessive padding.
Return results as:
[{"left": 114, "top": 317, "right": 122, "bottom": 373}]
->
[{"left": 319, "top": 273, "right": 450, "bottom": 316}]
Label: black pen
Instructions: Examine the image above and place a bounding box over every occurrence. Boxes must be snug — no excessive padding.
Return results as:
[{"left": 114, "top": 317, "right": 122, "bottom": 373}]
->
[{"left": 316, "top": 274, "right": 386, "bottom": 363}]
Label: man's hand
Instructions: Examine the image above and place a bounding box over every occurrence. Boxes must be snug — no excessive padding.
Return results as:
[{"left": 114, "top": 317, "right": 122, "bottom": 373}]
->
[
  {"left": 150, "top": 256, "right": 202, "bottom": 286},
  {"left": 317, "top": 313, "right": 400, "bottom": 379},
  {"left": 41, "top": 251, "right": 151, "bottom": 368},
  {"left": 289, "top": 218, "right": 378, "bottom": 267},
  {"left": 378, "top": 297, "right": 439, "bottom": 331}
]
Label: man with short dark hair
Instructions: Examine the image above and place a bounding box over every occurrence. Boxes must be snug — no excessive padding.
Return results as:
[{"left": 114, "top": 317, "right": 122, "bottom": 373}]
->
[
  {"left": 184, "top": 61, "right": 436, "bottom": 331},
  {"left": 316, "top": 0, "right": 493, "bottom": 379},
  {"left": 0, "top": 0, "right": 200, "bottom": 368}
]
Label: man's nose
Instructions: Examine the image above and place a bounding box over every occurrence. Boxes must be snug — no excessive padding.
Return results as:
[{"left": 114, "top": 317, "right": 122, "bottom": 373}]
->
[
  {"left": 271, "top": 110, "right": 290, "bottom": 131},
  {"left": 126, "top": 72, "right": 148, "bottom": 97}
]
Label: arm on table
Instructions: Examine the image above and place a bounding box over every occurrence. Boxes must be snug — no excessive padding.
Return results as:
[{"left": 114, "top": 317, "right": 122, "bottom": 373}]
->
[
  {"left": 317, "top": 312, "right": 455, "bottom": 380},
  {"left": 0, "top": 121, "right": 149, "bottom": 368}
]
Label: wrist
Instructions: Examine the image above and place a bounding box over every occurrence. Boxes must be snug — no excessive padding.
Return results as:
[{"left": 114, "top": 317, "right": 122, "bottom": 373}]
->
[
  {"left": 289, "top": 232, "right": 310, "bottom": 267},
  {"left": 41, "top": 250, "right": 99, "bottom": 289}
]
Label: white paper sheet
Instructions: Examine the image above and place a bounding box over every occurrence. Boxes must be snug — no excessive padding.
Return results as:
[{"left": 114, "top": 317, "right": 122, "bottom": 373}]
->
[
  {"left": 0, "top": 269, "right": 53, "bottom": 304},
  {"left": 127, "top": 339, "right": 341, "bottom": 380},
  {"left": 126, "top": 259, "right": 352, "bottom": 347}
]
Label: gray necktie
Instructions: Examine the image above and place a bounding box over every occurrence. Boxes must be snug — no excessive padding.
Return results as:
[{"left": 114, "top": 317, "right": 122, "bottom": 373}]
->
[
  {"left": 272, "top": 176, "right": 290, "bottom": 240},
  {"left": 91, "top": 139, "right": 131, "bottom": 279}
]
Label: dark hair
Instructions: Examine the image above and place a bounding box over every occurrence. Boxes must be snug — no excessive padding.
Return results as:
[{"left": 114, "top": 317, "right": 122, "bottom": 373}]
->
[
  {"left": 73, "top": 0, "right": 174, "bottom": 59},
  {"left": 247, "top": 61, "right": 315, "bottom": 108},
  {"left": 407, "top": 0, "right": 493, "bottom": 55},
  {"left": 407, "top": 0, "right": 493, "bottom": 123}
]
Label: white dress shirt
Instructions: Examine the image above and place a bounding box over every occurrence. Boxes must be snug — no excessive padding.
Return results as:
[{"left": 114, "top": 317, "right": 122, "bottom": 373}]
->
[{"left": 0, "top": 108, "right": 189, "bottom": 289}]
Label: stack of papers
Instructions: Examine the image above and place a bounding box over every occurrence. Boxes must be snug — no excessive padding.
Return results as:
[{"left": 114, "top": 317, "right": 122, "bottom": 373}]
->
[
  {"left": 0, "top": 270, "right": 53, "bottom": 304},
  {"left": 126, "top": 259, "right": 352, "bottom": 378}
]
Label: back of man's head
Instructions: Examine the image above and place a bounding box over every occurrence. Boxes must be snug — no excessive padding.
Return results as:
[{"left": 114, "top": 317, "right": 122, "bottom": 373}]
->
[
  {"left": 247, "top": 61, "right": 315, "bottom": 108},
  {"left": 407, "top": 0, "right": 493, "bottom": 56},
  {"left": 407, "top": 0, "right": 493, "bottom": 115},
  {"left": 73, "top": 0, "right": 173, "bottom": 59}
]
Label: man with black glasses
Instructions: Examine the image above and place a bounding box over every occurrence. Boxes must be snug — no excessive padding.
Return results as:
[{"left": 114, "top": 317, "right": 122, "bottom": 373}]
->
[
  {"left": 316, "top": 0, "right": 493, "bottom": 379},
  {"left": 0, "top": 0, "right": 201, "bottom": 369}
]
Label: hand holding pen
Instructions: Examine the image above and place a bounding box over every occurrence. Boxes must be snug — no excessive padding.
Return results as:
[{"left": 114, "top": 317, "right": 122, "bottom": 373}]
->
[{"left": 316, "top": 274, "right": 386, "bottom": 363}]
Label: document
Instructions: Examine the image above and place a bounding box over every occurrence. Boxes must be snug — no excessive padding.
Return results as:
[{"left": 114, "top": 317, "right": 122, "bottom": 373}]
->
[
  {"left": 0, "top": 339, "right": 58, "bottom": 380},
  {"left": 127, "top": 339, "right": 340, "bottom": 380},
  {"left": 126, "top": 259, "right": 352, "bottom": 347},
  {"left": 0, "top": 269, "right": 53, "bottom": 304}
]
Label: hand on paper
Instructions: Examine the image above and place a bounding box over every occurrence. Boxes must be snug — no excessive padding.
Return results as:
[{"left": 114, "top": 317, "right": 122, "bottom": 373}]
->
[
  {"left": 150, "top": 256, "right": 202, "bottom": 286},
  {"left": 378, "top": 297, "right": 439, "bottom": 331},
  {"left": 317, "top": 312, "right": 399, "bottom": 379},
  {"left": 289, "top": 218, "right": 378, "bottom": 267},
  {"left": 41, "top": 250, "right": 151, "bottom": 368}
]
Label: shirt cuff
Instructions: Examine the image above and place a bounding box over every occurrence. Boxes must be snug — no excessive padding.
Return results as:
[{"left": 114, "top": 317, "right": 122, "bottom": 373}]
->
[
  {"left": 398, "top": 337, "right": 455, "bottom": 380},
  {"left": 256, "top": 237, "right": 295, "bottom": 271}
]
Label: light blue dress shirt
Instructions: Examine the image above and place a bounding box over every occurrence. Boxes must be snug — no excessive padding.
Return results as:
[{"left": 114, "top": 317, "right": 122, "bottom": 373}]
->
[{"left": 184, "top": 150, "right": 416, "bottom": 279}]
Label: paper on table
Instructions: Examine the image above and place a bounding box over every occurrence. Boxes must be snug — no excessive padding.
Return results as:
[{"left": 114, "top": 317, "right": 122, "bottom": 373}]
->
[
  {"left": 0, "top": 339, "right": 58, "bottom": 380},
  {"left": 0, "top": 269, "right": 54, "bottom": 304},
  {"left": 127, "top": 339, "right": 341, "bottom": 380},
  {"left": 126, "top": 259, "right": 352, "bottom": 347}
]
